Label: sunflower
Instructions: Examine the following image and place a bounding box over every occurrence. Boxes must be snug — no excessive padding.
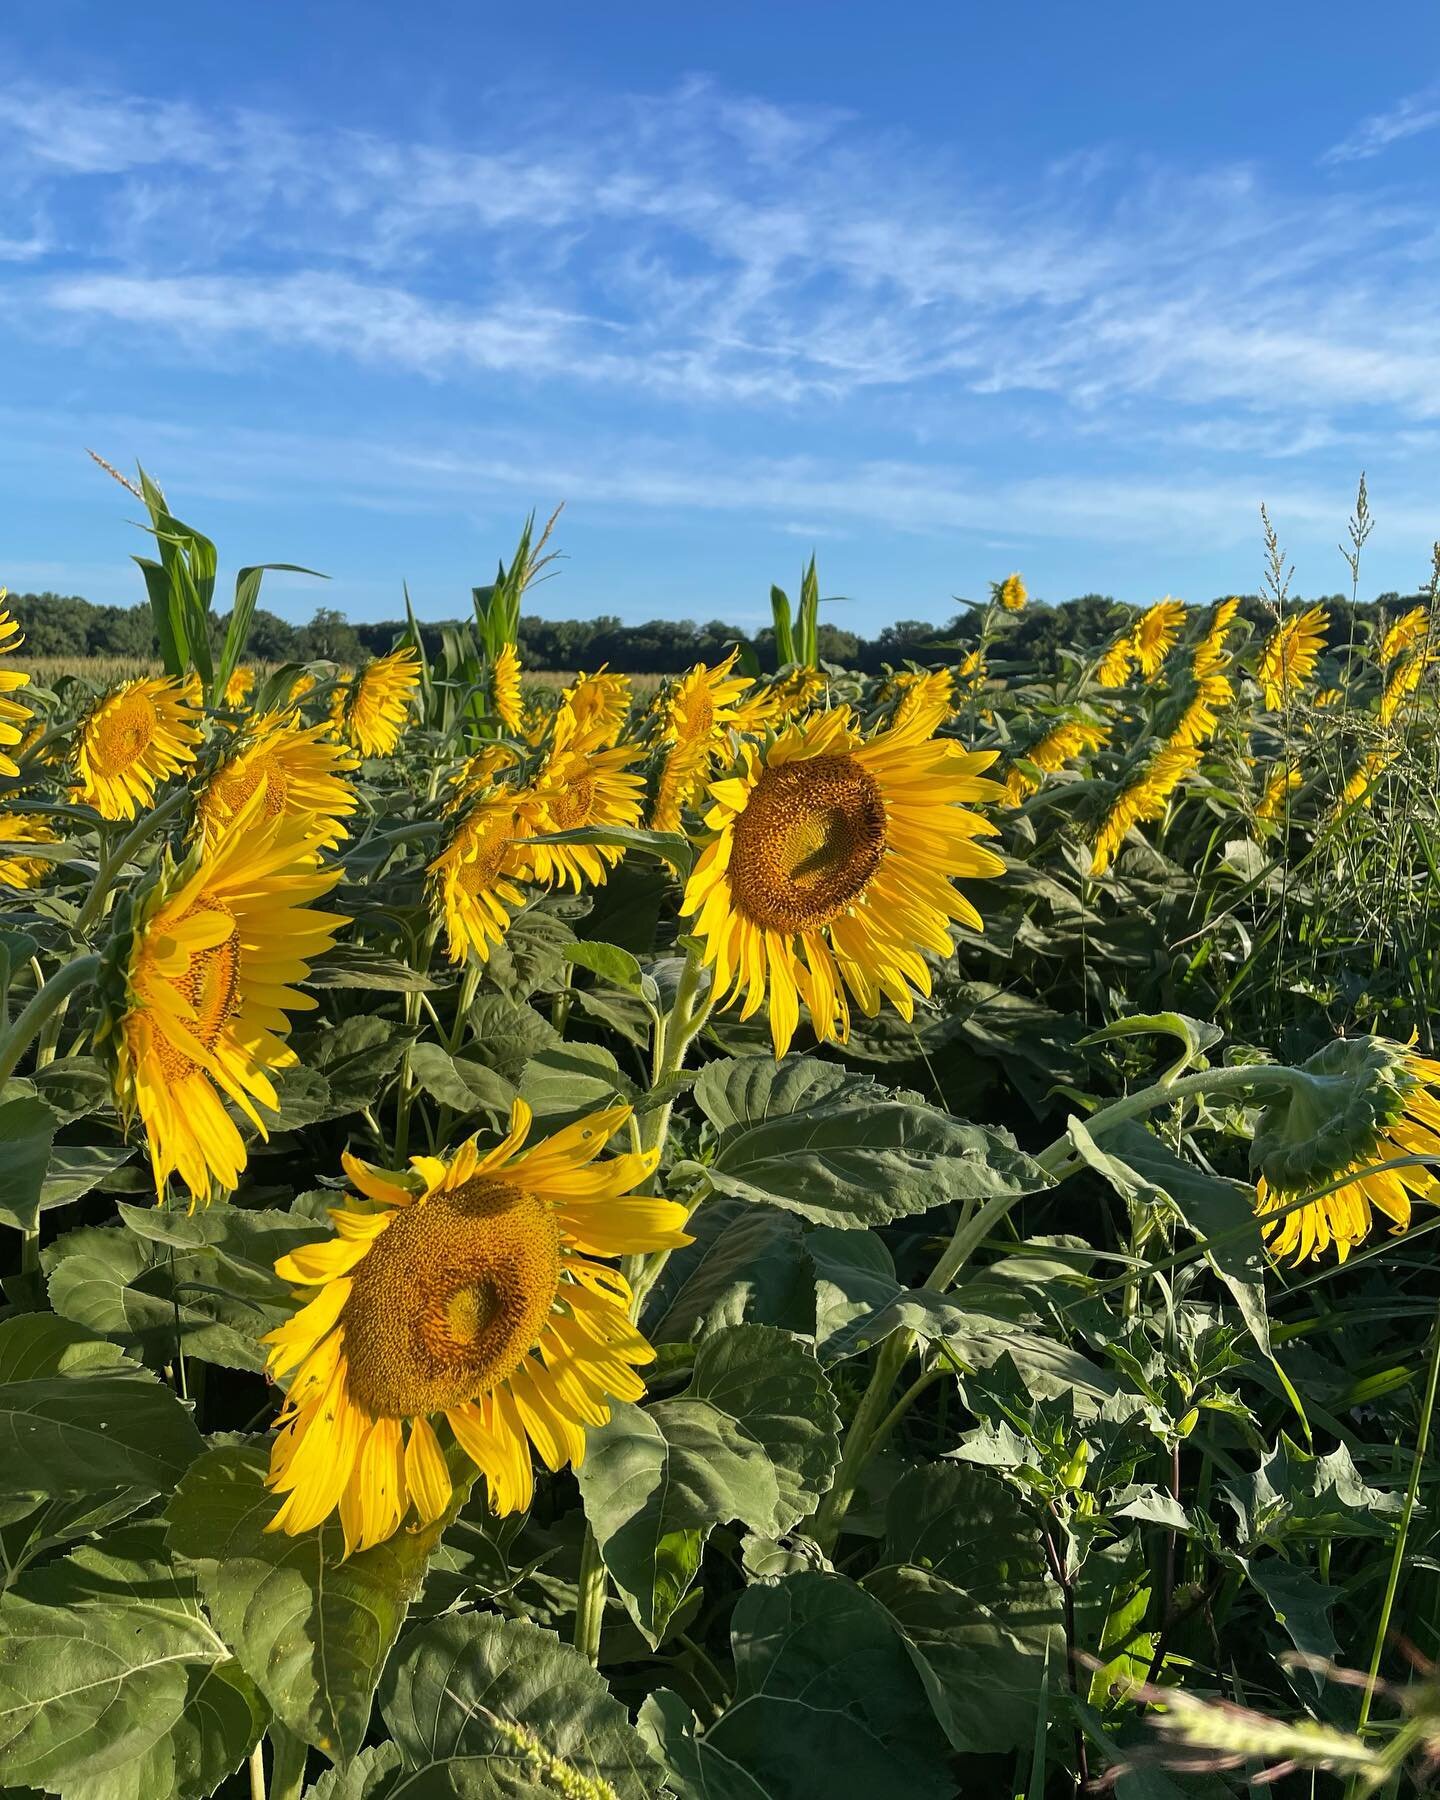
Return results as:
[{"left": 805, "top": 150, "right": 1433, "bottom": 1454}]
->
[
  {"left": 1133, "top": 598, "right": 1187, "bottom": 679},
  {"left": 450, "top": 742, "right": 520, "bottom": 802},
  {"left": 1252, "top": 1039, "right": 1440, "bottom": 1262},
  {"left": 731, "top": 666, "right": 829, "bottom": 736},
  {"left": 554, "top": 669, "right": 632, "bottom": 748},
  {"left": 889, "top": 669, "right": 954, "bottom": 737},
  {"left": 1379, "top": 652, "right": 1428, "bottom": 726},
  {"left": 196, "top": 715, "right": 358, "bottom": 853},
  {"left": 1090, "top": 741, "right": 1202, "bottom": 876},
  {"left": 0, "top": 813, "right": 60, "bottom": 890},
  {"left": 492, "top": 643, "right": 525, "bottom": 734},
  {"left": 527, "top": 716, "right": 645, "bottom": 890},
  {"left": 262, "top": 1100, "right": 689, "bottom": 1551},
  {"left": 1170, "top": 671, "right": 1234, "bottom": 748},
  {"left": 651, "top": 653, "right": 751, "bottom": 833},
  {"left": 1003, "top": 718, "right": 1110, "bottom": 804},
  {"left": 1336, "top": 752, "right": 1390, "bottom": 813},
  {"left": 1095, "top": 632, "right": 1136, "bottom": 689},
  {"left": 429, "top": 790, "right": 547, "bottom": 966},
  {"left": 336, "top": 648, "right": 421, "bottom": 756},
  {"left": 1193, "top": 597, "right": 1241, "bottom": 676},
  {"left": 1380, "top": 606, "right": 1430, "bottom": 665},
  {"left": 0, "top": 595, "right": 32, "bottom": 778},
  {"left": 956, "top": 649, "right": 986, "bottom": 690},
  {"left": 223, "top": 666, "right": 255, "bottom": 708},
  {"left": 996, "top": 572, "right": 1028, "bottom": 613},
  {"left": 1257, "top": 605, "right": 1328, "bottom": 710},
  {"left": 72, "top": 676, "right": 204, "bottom": 821},
  {"left": 683, "top": 707, "right": 1004, "bottom": 1056},
  {"left": 109, "top": 795, "right": 347, "bottom": 1204},
  {"left": 1255, "top": 761, "right": 1302, "bottom": 827}
]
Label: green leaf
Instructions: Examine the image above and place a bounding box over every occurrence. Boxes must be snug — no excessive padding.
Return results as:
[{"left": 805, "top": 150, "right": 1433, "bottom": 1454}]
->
[
  {"left": 379, "top": 1611, "right": 663, "bottom": 1798},
  {"left": 576, "top": 1326, "right": 840, "bottom": 1645},
  {"left": 0, "top": 1314, "right": 204, "bottom": 1499},
  {"left": 518, "top": 1043, "right": 633, "bottom": 1121},
  {"left": 1242, "top": 1556, "right": 1342, "bottom": 1672},
  {"left": 0, "top": 1095, "right": 57, "bottom": 1233},
  {"left": 30, "top": 1056, "right": 113, "bottom": 1123},
  {"left": 564, "top": 939, "right": 647, "bottom": 997},
  {"left": 166, "top": 1442, "right": 443, "bottom": 1765},
  {"left": 650, "top": 1202, "right": 813, "bottom": 1344},
  {"left": 1224, "top": 1436, "right": 1404, "bottom": 1548},
  {"left": 1069, "top": 1119, "right": 1272, "bottom": 1356},
  {"left": 407, "top": 1043, "right": 516, "bottom": 1119},
  {"left": 691, "top": 1055, "right": 1050, "bottom": 1226},
  {"left": 219, "top": 563, "right": 326, "bottom": 696},
  {"left": 464, "top": 993, "right": 560, "bottom": 1083},
  {"left": 304, "top": 945, "right": 443, "bottom": 992},
  {"left": 0, "top": 1521, "right": 257, "bottom": 1800},
  {"left": 303, "top": 1016, "right": 415, "bottom": 1119},
  {"left": 45, "top": 1207, "right": 325, "bottom": 1371},
  {"left": 304, "top": 1743, "right": 402, "bottom": 1799}
]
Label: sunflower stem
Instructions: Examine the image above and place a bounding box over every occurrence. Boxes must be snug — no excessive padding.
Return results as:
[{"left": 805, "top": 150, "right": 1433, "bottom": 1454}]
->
[
  {"left": 264, "top": 1722, "right": 308, "bottom": 1800},
  {"left": 809, "top": 1327, "right": 915, "bottom": 1555},
  {"left": 247, "top": 1741, "right": 265, "bottom": 1800},
  {"left": 73, "top": 785, "right": 191, "bottom": 936},
  {"left": 574, "top": 1511, "right": 609, "bottom": 1666},
  {"left": 0, "top": 953, "right": 101, "bottom": 1087}
]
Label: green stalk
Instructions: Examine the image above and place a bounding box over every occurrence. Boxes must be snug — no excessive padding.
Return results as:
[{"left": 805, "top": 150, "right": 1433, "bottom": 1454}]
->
[
  {"left": 810, "top": 1328, "right": 917, "bottom": 1554},
  {"left": 0, "top": 954, "right": 102, "bottom": 1087},
  {"left": 263, "top": 1723, "right": 308, "bottom": 1800},
  {"left": 573, "top": 1517, "right": 609, "bottom": 1667},
  {"left": 73, "top": 785, "right": 191, "bottom": 936},
  {"left": 1354, "top": 1302, "right": 1440, "bottom": 1748}
]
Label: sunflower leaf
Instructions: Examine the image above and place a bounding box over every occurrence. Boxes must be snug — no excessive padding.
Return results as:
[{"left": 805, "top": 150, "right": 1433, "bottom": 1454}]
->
[
  {"left": 692, "top": 1054, "right": 1051, "bottom": 1226},
  {"left": 167, "top": 1441, "right": 445, "bottom": 1768},
  {"left": 575, "top": 1325, "right": 840, "bottom": 1646},
  {"left": 379, "top": 1610, "right": 664, "bottom": 1797}
]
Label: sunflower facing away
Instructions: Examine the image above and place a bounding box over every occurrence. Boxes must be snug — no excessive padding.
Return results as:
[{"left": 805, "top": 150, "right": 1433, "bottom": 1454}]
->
[
  {"left": 683, "top": 706, "right": 1005, "bottom": 1056},
  {"left": 0, "top": 813, "right": 60, "bottom": 890},
  {"left": 1090, "top": 741, "right": 1202, "bottom": 876},
  {"left": 1003, "top": 717, "right": 1110, "bottom": 804},
  {"left": 554, "top": 668, "right": 632, "bottom": 748},
  {"left": 888, "top": 668, "right": 954, "bottom": 737},
  {"left": 72, "top": 676, "right": 204, "bottom": 821},
  {"left": 429, "top": 789, "right": 547, "bottom": 966},
  {"left": 1257, "top": 605, "right": 1328, "bottom": 710},
  {"left": 1252, "top": 1038, "right": 1440, "bottom": 1262},
  {"left": 196, "top": 715, "right": 358, "bottom": 853},
  {"left": 1132, "top": 598, "right": 1188, "bottom": 679},
  {"left": 491, "top": 642, "right": 525, "bottom": 734},
  {"left": 651, "top": 652, "right": 752, "bottom": 833},
  {"left": 1095, "top": 632, "right": 1136, "bottom": 689},
  {"left": 263, "top": 1100, "right": 689, "bottom": 1552},
  {"left": 996, "top": 572, "right": 1028, "bottom": 613},
  {"left": 109, "top": 795, "right": 347, "bottom": 1203},
  {"left": 0, "top": 595, "right": 32, "bottom": 778},
  {"left": 336, "top": 647, "right": 421, "bottom": 756}
]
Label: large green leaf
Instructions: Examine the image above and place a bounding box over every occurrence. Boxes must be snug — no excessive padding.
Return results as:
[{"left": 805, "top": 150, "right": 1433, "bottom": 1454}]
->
[
  {"left": 0, "top": 1094, "right": 56, "bottom": 1233},
  {"left": 0, "top": 1521, "right": 260, "bottom": 1800},
  {"left": 649, "top": 1202, "right": 813, "bottom": 1344},
  {"left": 166, "top": 1442, "right": 443, "bottom": 1766},
  {"left": 45, "top": 1205, "right": 326, "bottom": 1372},
  {"left": 576, "top": 1326, "right": 840, "bottom": 1645},
  {"left": 0, "top": 1314, "right": 204, "bottom": 1500},
  {"left": 407, "top": 1043, "right": 516, "bottom": 1119},
  {"left": 379, "top": 1611, "right": 663, "bottom": 1798},
  {"left": 690, "top": 1055, "right": 1050, "bottom": 1226},
  {"left": 644, "top": 1572, "right": 954, "bottom": 1800}
]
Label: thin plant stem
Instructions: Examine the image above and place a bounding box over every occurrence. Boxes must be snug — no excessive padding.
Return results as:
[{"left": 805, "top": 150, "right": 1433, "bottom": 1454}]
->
[
  {"left": 73, "top": 785, "right": 191, "bottom": 936},
  {"left": 0, "top": 954, "right": 102, "bottom": 1086}
]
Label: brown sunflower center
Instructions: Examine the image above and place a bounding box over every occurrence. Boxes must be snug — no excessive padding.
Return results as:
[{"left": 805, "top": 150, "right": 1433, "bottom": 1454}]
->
[
  {"left": 340, "top": 1179, "right": 560, "bottom": 1418},
  {"left": 728, "top": 753, "right": 887, "bottom": 932},
  {"left": 212, "top": 751, "right": 288, "bottom": 823},
  {"left": 89, "top": 698, "right": 155, "bottom": 774},
  {"left": 148, "top": 900, "right": 243, "bottom": 1079},
  {"left": 546, "top": 776, "right": 594, "bottom": 831}
]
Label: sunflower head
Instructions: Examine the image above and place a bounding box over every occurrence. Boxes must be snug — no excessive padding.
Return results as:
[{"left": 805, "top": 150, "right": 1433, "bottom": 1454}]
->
[
  {"left": 105, "top": 792, "right": 346, "bottom": 1204},
  {"left": 1257, "top": 605, "right": 1328, "bottom": 711},
  {"left": 684, "top": 705, "right": 1005, "bottom": 1055},
  {"left": 1096, "top": 633, "right": 1136, "bottom": 689},
  {"left": 223, "top": 666, "right": 255, "bottom": 708},
  {"left": 1251, "top": 1039, "right": 1440, "bottom": 1262},
  {"left": 337, "top": 648, "right": 421, "bottom": 756},
  {"left": 195, "top": 714, "right": 359, "bottom": 852},
  {"left": 996, "top": 572, "right": 1028, "bottom": 613},
  {"left": 428, "top": 789, "right": 546, "bottom": 965},
  {"left": 0, "top": 593, "right": 31, "bottom": 779},
  {"left": 262, "top": 1100, "right": 689, "bottom": 1553},
  {"left": 71, "top": 676, "right": 204, "bottom": 821},
  {"left": 491, "top": 642, "right": 525, "bottom": 734},
  {"left": 0, "top": 813, "right": 60, "bottom": 890},
  {"left": 889, "top": 668, "right": 954, "bottom": 737},
  {"left": 1133, "top": 598, "right": 1188, "bottom": 678}
]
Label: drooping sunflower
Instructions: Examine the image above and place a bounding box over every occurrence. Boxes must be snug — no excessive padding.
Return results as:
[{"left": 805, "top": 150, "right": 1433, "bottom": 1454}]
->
[
  {"left": 996, "top": 572, "right": 1028, "bottom": 613},
  {"left": 1380, "top": 605, "right": 1430, "bottom": 666},
  {"left": 72, "top": 676, "right": 204, "bottom": 821},
  {"left": 651, "top": 652, "right": 752, "bottom": 833},
  {"left": 956, "top": 648, "right": 986, "bottom": 692},
  {"left": 107, "top": 795, "right": 346, "bottom": 1204},
  {"left": 0, "top": 813, "right": 60, "bottom": 890},
  {"left": 888, "top": 669, "right": 954, "bottom": 737},
  {"left": 554, "top": 668, "right": 632, "bottom": 748},
  {"left": 491, "top": 643, "right": 525, "bottom": 735},
  {"left": 0, "top": 595, "right": 32, "bottom": 778},
  {"left": 1003, "top": 717, "right": 1110, "bottom": 804},
  {"left": 1257, "top": 605, "right": 1328, "bottom": 711},
  {"left": 1132, "top": 598, "right": 1188, "bottom": 679},
  {"left": 683, "top": 707, "right": 1005, "bottom": 1056},
  {"left": 262, "top": 1100, "right": 689, "bottom": 1551},
  {"left": 1090, "top": 740, "right": 1202, "bottom": 877},
  {"left": 428, "top": 790, "right": 547, "bottom": 966},
  {"left": 336, "top": 647, "right": 421, "bottom": 756},
  {"left": 1336, "top": 752, "right": 1390, "bottom": 813},
  {"left": 1095, "top": 632, "right": 1136, "bottom": 689},
  {"left": 1255, "top": 760, "right": 1302, "bottom": 827},
  {"left": 450, "top": 742, "right": 520, "bottom": 803},
  {"left": 1379, "top": 651, "right": 1429, "bottom": 726},
  {"left": 1193, "top": 597, "right": 1241, "bottom": 676},
  {"left": 1170, "top": 671, "right": 1234, "bottom": 748},
  {"left": 196, "top": 715, "right": 359, "bottom": 853},
  {"left": 1252, "top": 1038, "right": 1440, "bottom": 1262},
  {"left": 223, "top": 666, "right": 255, "bottom": 708},
  {"left": 527, "top": 716, "right": 645, "bottom": 890}
]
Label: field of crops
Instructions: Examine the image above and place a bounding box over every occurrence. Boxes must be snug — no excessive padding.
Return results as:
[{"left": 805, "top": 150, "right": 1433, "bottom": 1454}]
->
[{"left": 2, "top": 478, "right": 1439, "bottom": 1800}]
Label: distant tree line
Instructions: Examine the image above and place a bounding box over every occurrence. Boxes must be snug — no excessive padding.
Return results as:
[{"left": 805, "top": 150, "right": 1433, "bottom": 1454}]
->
[{"left": 6, "top": 588, "right": 1425, "bottom": 677}]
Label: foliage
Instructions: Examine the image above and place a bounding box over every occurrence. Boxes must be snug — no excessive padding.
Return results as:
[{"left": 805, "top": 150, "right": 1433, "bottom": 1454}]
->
[{"left": 1, "top": 476, "right": 1439, "bottom": 1799}]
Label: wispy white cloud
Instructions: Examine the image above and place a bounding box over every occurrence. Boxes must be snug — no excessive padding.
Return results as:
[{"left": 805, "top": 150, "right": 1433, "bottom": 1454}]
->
[{"left": 1322, "top": 83, "right": 1440, "bottom": 164}]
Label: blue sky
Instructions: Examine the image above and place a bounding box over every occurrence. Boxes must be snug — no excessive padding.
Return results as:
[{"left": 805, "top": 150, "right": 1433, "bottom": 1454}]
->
[{"left": 3, "top": 1, "right": 1440, "bottom": 634}]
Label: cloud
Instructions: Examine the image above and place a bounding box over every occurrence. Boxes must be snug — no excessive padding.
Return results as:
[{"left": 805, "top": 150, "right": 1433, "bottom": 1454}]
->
[{"left": 1322, "top": 84, "right": 1440, "bottom": 164}]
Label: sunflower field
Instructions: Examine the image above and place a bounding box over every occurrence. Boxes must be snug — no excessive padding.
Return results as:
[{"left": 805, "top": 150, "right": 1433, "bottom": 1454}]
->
[{"left": 2, "top": 473, "right": 1440, "bottom": 1800}]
